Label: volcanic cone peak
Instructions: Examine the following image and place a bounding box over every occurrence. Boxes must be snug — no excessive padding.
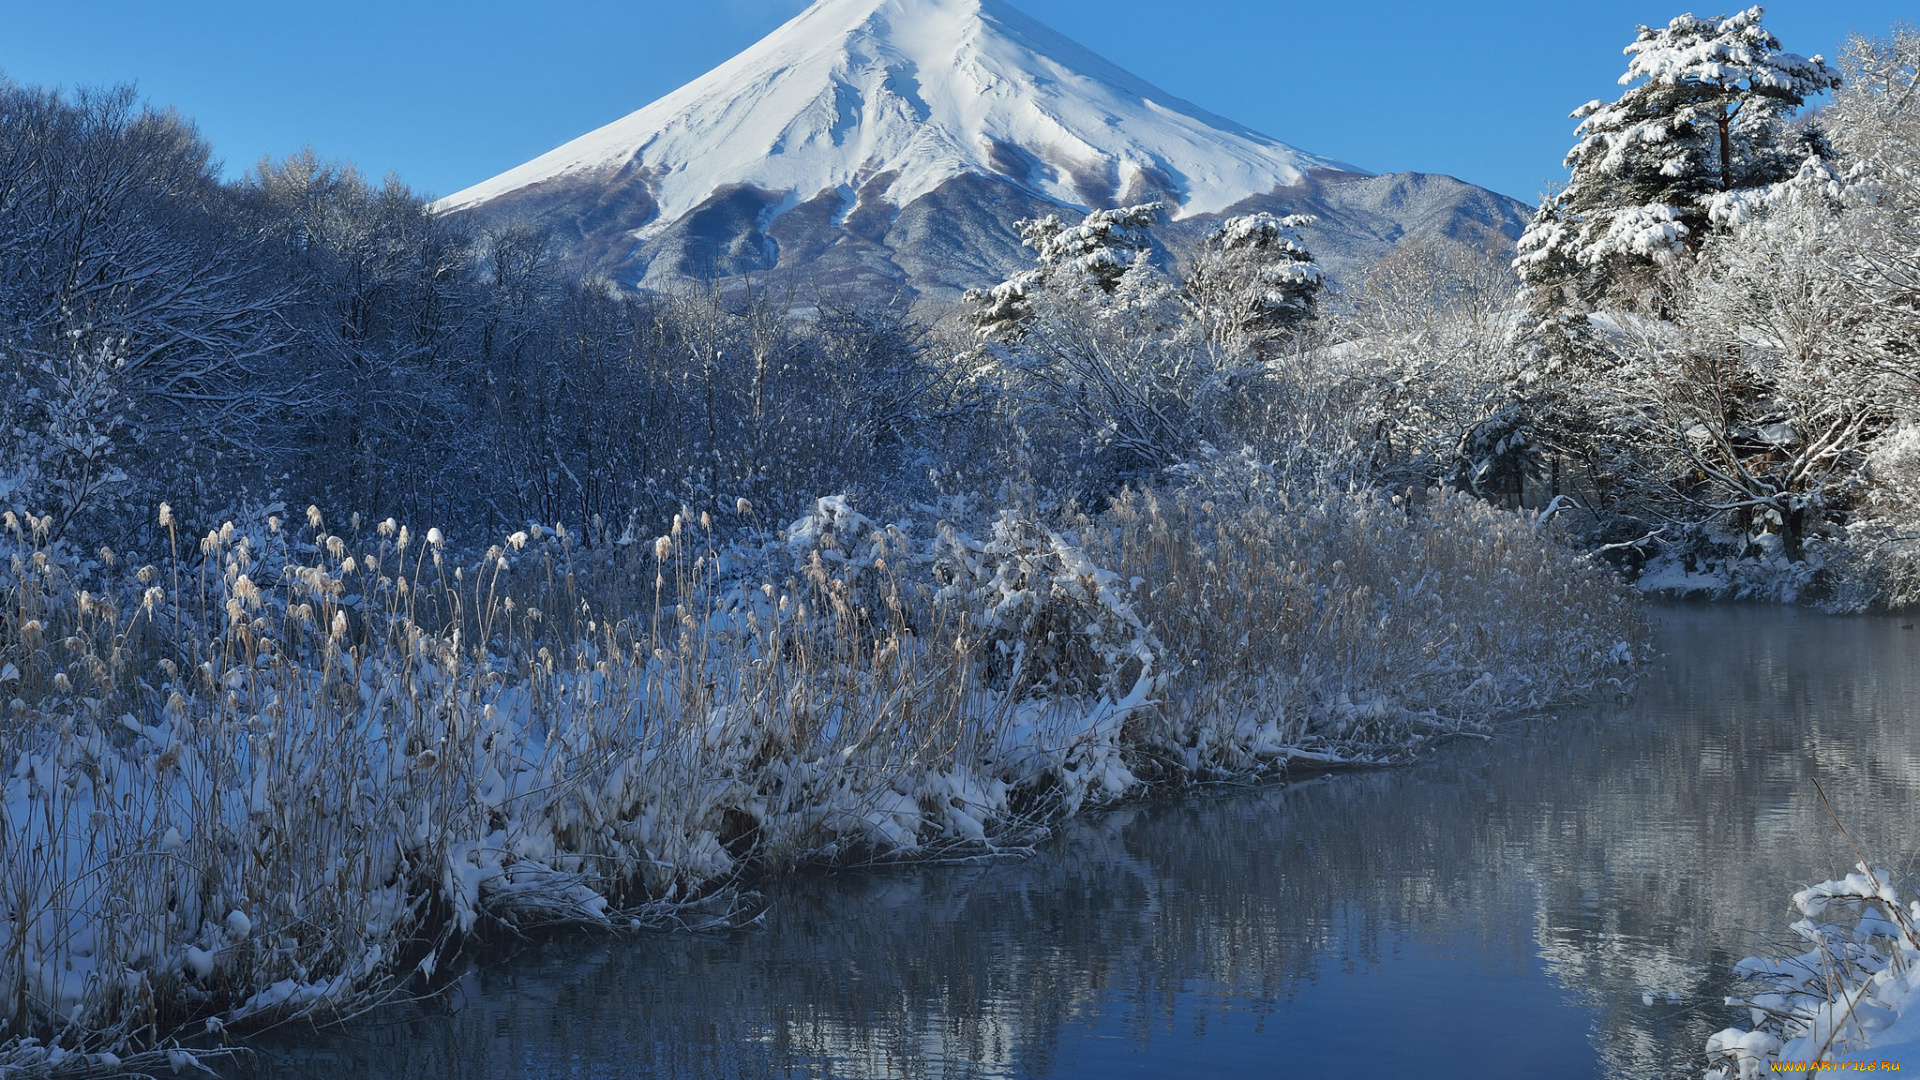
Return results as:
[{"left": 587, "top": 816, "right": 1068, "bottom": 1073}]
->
[{"left": 438, "top": 0, "right": 1525, "bottom": 297}]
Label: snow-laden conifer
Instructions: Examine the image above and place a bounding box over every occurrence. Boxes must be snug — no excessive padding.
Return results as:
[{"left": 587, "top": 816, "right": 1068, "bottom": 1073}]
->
[
  {"left": 1526, "top": 25, "right": 1920, "bottom": 595},
  {"left": 964, "top": 204, "right": 1164, "bottom": 340},
  {"left": 1516, "top": 7, "right": 1838, "bottom": 304},
  {"left": 1181, "top": 212, "right": 1322, "bottom": 353}
]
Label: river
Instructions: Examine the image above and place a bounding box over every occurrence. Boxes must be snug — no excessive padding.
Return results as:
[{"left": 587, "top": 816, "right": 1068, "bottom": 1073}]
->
[{"left": 235, "top": 603, "right": 1920, "bottom": 1079}]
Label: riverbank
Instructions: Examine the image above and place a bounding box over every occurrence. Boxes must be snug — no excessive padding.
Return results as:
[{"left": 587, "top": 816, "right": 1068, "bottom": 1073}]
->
[{"left": 221, "top": 604, "right": 1920, "bottom": 1080}]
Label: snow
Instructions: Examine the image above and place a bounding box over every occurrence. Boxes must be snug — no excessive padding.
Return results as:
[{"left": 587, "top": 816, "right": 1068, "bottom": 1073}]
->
[
  {"left": 1622, "top": 8, "right": 1834, "bottom": 97},
  {"left": 434, "top": 0, "right": 1359, "bottom": 226},
  {"left": 1710, "top": 864, "right": 1920, "bottom": 1074}
]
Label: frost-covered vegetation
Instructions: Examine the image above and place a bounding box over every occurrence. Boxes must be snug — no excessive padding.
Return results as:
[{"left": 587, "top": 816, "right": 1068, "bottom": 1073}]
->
[
  {"left": 3, "top": 6, "right": 1916, "bottom": 1073},
  {"left": 0, "top": 57, "right": 1665, "bottom": 1069},
  {"left": 0, "top": 484, "right": 1637, "bottom": 1070},
  {"left": 1707, "top": 859, "right": 1920, "bottom": 1076},
  {"left": 1514, "top": 15, "right": 1920, "bottom": 609}
]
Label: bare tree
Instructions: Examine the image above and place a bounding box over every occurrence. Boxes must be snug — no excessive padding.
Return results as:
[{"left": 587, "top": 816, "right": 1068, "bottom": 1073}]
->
[{"left": 0, "top": 83, "right": 291, "bottom": 534}]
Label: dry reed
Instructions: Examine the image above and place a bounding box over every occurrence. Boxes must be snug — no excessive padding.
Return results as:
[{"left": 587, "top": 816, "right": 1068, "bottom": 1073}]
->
[{"left": 0, "top": 478, "right": 1642, "bottom": 1073}]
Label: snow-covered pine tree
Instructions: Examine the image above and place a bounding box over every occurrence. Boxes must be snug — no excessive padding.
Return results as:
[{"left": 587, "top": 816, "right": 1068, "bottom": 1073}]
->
[
  {"left": 1031, "top": 203, "right": 1164, "bottom": 292},
  {"left": 1515, "top": 7, "right": 1839, "bottom": 306},
  {"left": 964, "top": 203, "right": 1164, "bottom": 339},
  {"left": 1180, "top": 212, "right": 1322, "bottom": 352}
]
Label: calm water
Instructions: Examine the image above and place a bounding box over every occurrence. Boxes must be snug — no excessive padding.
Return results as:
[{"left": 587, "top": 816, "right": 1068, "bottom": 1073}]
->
[{"left": 238, "top": 604, "right": 1920, "bottom": 1079}]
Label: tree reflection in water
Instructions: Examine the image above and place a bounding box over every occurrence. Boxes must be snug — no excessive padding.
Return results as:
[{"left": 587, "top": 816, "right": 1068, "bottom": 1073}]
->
[{"left": 237, "top": 605, "right": 1920, "bottom": 1080}]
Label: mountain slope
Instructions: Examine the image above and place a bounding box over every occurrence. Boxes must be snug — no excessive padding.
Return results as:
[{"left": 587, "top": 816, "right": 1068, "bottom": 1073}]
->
[{"left": 437, "top": 0, "right": 1528, "bottom": 298}]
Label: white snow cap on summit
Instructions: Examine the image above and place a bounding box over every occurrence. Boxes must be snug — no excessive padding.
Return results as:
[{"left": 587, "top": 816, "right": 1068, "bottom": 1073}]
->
[{"left": 437, "top": 0, "right": 1360, "bottom": 225}]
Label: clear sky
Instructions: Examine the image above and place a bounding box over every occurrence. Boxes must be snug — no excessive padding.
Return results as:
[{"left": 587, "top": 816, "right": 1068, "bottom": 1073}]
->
[{"left": 0, "top": 0, "right": 1909, "bottom": 203}]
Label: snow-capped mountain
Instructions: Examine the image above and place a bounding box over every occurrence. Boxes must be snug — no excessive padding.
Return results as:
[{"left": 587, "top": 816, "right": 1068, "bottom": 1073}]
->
[{"left": 438, "top": 0, "right": 1527, "bottom": 297}]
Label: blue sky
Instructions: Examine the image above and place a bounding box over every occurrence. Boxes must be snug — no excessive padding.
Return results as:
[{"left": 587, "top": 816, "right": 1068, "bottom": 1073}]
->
[{"left": 0, "top": 0, "right": 1908, "bottom": 203}]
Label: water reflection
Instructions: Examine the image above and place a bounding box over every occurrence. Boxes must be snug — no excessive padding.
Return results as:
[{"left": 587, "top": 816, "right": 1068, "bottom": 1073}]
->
[{"left": 237, "top": 604, "right": 1920, "bottom": 1079}]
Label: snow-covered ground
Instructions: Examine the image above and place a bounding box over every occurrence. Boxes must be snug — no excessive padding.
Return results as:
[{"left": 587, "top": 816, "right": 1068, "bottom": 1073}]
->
[{"left": 0, "top": 483, "right": 1640, "bottom": 1072}]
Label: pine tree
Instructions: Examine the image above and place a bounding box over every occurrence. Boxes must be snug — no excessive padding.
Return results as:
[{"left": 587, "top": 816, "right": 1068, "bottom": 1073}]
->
[
  {"left": 964, "top": 203, "right": 1163, "bottom": 339},
  {"left": 1180, "top": 212, "right": 1322, "bottom": 352},
  {"left": 1515, "top": 7, "right": 1839, "bottom": 305}
]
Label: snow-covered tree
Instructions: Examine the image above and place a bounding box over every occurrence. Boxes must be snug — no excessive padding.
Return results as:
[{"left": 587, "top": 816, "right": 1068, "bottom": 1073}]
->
[
  {"left": 1550, "top": 116, "right": 1920, "bottom": 592},
  {"left": 964, "top": 203, "right": 1164, "bottom": 339},
  {"left": 960, "top": 202, "right": 1269, "bottom": 498},
  {"left": 0, "top": 82, "right": 290, "bottom": 535},
  {"left": 1789, "top": 28, "right": 1920, "bottom": 602},
  {"left": 1028, "top": 203, "right": 1164, "bottom": 292},
  {"left": 1515, "top": 7, "right": 1839, "bottom": 305},
  {"left": 1822, "top": 29, "right": 1920, "bottom": 399},
  {"left": 242, "top": 150, "right": 486, "bottom": 523},
  {"left": 1491, "top": 22, "right": 1920, "bottom": 609},
  {"left": 1810, "top": 26, "right": 1919, "bottom": 167},
  {"left": 1330, "top": 238, "right": 1537, "bottom": 501},
  {"left": 1181, "top": 212, "right": 1322, "bottom": 353},
  {"left": 1593, "top": 202, "right": 1892, "bottom": 563}
]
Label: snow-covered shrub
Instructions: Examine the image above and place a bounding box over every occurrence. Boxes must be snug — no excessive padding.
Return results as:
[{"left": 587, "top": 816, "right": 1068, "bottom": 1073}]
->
[
  {"left": 962, "top": 287, "right": 1206, "bottom": 499},
  {"left": 0, "top": 337, "right": 137, "bottom": 540},
  {"left": 1707, "top": 863, "right": 1920, "bottom": 1077},
  {"left": 1325, "top": 237, "right": 1534, "bottom": 500}
]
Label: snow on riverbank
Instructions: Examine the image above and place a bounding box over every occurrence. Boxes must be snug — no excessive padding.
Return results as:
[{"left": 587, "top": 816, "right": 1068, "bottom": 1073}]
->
[
  {"left": 1709, "top": 865, "right": 1920, "bottom": 1076},
  {"left": 1, "top": 479, "right": 1641, "bottom": 1072}
]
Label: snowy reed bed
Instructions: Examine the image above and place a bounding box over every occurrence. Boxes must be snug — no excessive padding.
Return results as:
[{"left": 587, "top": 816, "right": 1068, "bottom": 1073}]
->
[
  {"left": 0, "top": 478, "right": 1640, "bottom": 1074},
  {"left": 1090, "top": 477, "right": 1642, "bottom": 777}
]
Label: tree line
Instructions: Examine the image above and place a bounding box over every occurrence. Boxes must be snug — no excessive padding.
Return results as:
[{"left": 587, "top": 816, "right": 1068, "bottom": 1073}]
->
[
  {"left": 1512, "top": 11, "right": 1920, "bottom": 605},
  {"left": 2, "top": 9, "right": 1917, "bottom": 606},
  {"left": 0, "top": 83, "right": 952, "bottom": 553}
]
